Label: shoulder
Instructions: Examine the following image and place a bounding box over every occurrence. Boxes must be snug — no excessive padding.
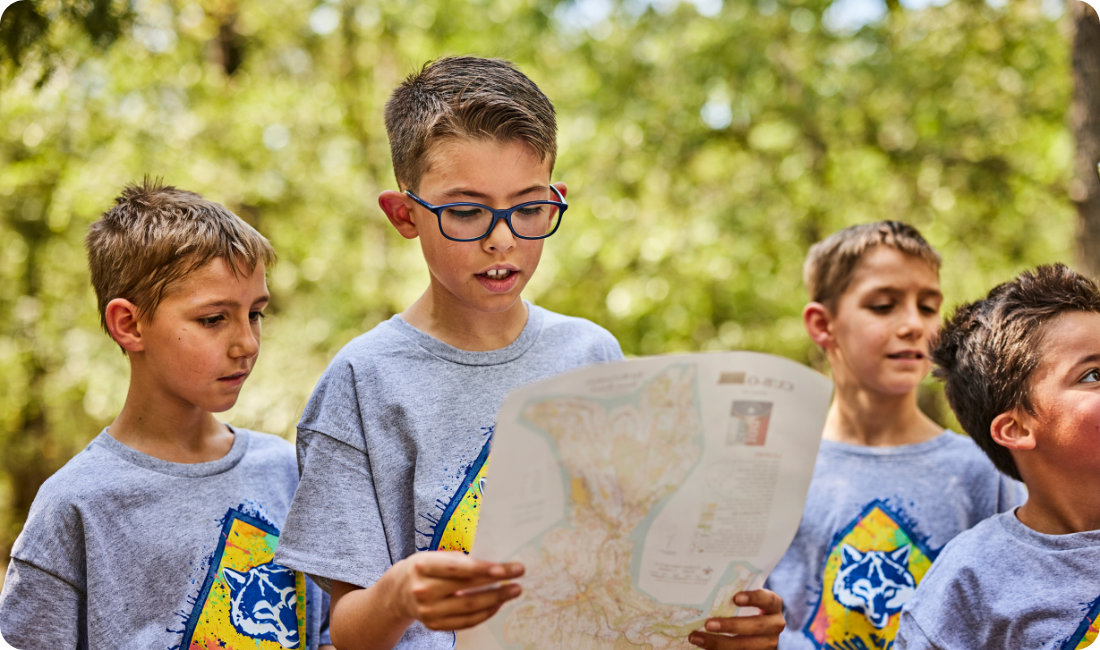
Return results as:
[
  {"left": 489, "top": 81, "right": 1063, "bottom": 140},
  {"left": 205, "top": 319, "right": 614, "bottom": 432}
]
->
[
  {"left": 920, "top": 512, "right": 1011, "bottom": 584},
  {"left": 29, "top": 438, "right": 122, "bottom": 509},
  {"left": 901, "top": 513, "right": 1015, "bottom": 640},
  {"left": 235, "top": 429, "right": 299, "bottom": 492},
  {"left": 935, "top": 431, "right": 1005, "bottom": 474},
  {"left": 532, "top": 305, "right": 623, "bottom": 360},
  {"left": 239, "top": 430, "right": 296, "bottom": 466},
  {"left": 10, "top": 437, "right": 121, "bottom": 568},
  {"left": 327, "top": 319, "right": 410, "bottom": 367}
]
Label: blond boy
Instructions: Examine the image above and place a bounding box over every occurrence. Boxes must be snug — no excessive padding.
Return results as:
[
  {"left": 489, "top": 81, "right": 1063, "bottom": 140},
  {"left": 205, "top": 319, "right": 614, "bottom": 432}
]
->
[
  {"left": 0, "top": 182, "right": 331, "bottom": 649},
  {"left": 764, "top": 222, "right": 1024, "bottom": 649}
]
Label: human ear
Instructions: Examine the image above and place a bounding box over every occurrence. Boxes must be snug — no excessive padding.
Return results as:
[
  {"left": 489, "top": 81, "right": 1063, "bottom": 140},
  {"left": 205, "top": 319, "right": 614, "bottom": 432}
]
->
[
  {"left": 990, "top": 410, "right": 1037, "bottom": 451},
  {"left": 803, "top": 302, "right": 834, "bottom": 349},
  {"left": 379, "top": 190, "right": 419, "bottom": 240},
  {"left": 104, "top": 298, "right": 144, "bottom": 353},
  {"left": 552, "top": 182, "right": 568, "bottom": 200}
]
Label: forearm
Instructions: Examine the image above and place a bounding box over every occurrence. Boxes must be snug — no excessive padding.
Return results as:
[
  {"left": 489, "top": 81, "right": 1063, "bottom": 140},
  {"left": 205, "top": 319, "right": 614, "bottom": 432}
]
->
[{"left": 329, "top": 573, "right": 414, "bottom": 650}]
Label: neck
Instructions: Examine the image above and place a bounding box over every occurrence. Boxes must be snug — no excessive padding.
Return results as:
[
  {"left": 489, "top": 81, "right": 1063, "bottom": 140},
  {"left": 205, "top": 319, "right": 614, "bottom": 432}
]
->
[
  {"left": 1016, "top": 463, "right": 1100, "bottom": 535},
  {"left": 823, "top": 373, "right": 942, "bottom": 446},
  {"left": 401, "top": 281, "right": 529, "bottom": 352},
  {"left": 109, "top": 363, "right": 233, "bottom": 464}
]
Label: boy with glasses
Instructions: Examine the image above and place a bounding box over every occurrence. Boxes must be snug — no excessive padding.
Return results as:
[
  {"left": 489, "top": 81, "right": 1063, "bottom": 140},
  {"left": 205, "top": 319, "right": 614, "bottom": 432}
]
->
[{"left": 274, "top": 56, "right": 785, "bottom": 650}]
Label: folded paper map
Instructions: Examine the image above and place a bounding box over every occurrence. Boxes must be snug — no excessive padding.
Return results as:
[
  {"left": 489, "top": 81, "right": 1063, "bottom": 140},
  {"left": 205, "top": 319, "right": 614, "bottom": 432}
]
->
[{"left": 457, "top": 351, "right": 832, "bottom": 650}]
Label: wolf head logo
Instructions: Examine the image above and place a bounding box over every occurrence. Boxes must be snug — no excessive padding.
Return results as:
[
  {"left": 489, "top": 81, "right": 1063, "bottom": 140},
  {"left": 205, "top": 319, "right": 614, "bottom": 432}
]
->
[
  {"left": 832, "top": 544, "right": 916, "bottom": 629},
  {"left": 222, "top": 562, "right": 301, "bottom": 648}
]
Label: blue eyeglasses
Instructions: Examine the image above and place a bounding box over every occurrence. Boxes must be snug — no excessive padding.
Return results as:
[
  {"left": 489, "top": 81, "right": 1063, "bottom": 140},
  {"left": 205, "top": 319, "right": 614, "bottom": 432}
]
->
[{"left": 405, "top": 186, "right": 567, "bottom": 242}]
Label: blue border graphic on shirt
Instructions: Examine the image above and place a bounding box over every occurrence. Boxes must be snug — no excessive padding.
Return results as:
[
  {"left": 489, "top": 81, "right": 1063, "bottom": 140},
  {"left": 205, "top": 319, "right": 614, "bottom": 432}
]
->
[
  {"left": 416, "top": 426, "right": 494, "bottom": 553},
  {"left": 1061, "top": 592, "right": 1100, "bottom": 649}
]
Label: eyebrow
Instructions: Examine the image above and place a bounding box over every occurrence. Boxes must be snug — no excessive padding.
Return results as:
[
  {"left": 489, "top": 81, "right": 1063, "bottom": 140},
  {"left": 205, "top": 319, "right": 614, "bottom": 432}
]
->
[
  {"left": 440, "top": 184, "right": 549, "bottom": 202},
  {"left": 864, "top": 286, "right": 944, "bottom": 299},
  {"left": 1074, "top": 352, "right": 1100, "bottom": 367},
  {"left": 197, "top": 296, "right": 270, "bottom": 310}
]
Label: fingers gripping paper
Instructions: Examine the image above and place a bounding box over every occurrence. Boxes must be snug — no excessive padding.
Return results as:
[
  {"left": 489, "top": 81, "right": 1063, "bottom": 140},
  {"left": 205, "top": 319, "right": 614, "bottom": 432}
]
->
[{"left": 457, "top": 352, "right": 832, "bottom": 650}]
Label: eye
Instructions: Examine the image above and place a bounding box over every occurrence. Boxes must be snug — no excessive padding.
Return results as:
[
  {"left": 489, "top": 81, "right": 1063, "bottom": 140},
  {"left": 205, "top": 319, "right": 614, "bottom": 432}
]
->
[
  {"left": 249, "top": 310, "right": 265, "bottom": 322},
  {"left": 868, "top": 303, "right": 893, "bottom": 313},
  {"left": 516, "top": 205, "right": 547, "bottom": 217},
  {"left": 919, "top": 303, "right": 939, "bottom": 315},
  {"left": 1081, "top": 369, "right": 1100, "bottom": 384},
  {"left": 200, "top": 315, "right": 224, "bottom": 327}
]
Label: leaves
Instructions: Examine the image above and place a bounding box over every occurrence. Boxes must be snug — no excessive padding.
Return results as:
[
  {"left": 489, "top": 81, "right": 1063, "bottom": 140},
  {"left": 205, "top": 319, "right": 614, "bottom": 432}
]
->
[{"left": 0, "top": 0, "right": 1076, "bottom": 560}]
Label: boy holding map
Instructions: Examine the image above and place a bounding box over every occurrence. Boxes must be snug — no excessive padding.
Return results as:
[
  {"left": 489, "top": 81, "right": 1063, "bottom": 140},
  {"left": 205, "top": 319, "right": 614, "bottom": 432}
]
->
[
  {"left": 764, "top": 221, "right": 1025, "bottom": 649},
  {"left": 273, "top": 56, "right": 785, "bottom": 650}
]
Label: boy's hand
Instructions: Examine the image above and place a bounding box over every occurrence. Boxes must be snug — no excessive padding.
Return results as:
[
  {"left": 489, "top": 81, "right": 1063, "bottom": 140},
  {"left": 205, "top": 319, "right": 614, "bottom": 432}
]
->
[
  {"left": 391, "top": 551, "right": 524, "bottom": 631},
  {"left": 688, "top": 589, "right": 785, "bottom": 650}
]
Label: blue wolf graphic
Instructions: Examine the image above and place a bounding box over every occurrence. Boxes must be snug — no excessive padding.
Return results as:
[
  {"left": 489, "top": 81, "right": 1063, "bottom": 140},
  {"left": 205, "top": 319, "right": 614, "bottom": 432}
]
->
[
  {"left": 222, "top": 561, "right": 301, "bottom": 648},
  {"left": 832, "top": 544, "right": 916, "bottom": 629}
]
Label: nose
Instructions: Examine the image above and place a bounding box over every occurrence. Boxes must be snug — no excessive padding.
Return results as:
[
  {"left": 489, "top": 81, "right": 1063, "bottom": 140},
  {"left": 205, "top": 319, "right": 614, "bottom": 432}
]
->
[
  {"left": 897, "top": 303, "right": 925, "bottom": 340},
  {"left": 482, "top": 215, "right": 517, "bottom": 253},
  {"left": 230, "top": 317, "right": 260, "bottom": 358}
]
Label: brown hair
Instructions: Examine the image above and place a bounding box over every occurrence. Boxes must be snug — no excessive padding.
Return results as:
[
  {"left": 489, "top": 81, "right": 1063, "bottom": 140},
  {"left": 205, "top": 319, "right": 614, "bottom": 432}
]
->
[
  {"left": 803, "top": 221, "right": 942, "bottom": 310},
  {"left": 932, "top": 264, "right": 1100, "bottom": 481},
  {"left": 384, "top": 56, "right": 557, "bottom": 192},
  {"left": 85, "top": 179, "right": 275, "bottom": 332}
]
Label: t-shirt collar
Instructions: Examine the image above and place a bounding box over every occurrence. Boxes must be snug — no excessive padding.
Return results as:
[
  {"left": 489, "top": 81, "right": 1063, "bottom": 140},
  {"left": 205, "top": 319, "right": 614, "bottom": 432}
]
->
[
  {"left": 92, "top": 425, "right": 249, "bottom": 478},
  {"left": 387, "top": 301, "right": 545, "bottom": 366}
]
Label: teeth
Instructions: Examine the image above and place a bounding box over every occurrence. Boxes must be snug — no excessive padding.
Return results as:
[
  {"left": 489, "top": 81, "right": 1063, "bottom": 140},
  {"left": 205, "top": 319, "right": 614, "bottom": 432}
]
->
[{"left": 486, "top": 269, "right": 511, "bottom": 279}]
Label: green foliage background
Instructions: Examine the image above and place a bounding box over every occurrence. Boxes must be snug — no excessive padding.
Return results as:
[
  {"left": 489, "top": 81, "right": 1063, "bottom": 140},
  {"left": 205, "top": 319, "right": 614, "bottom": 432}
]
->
[{"left": 0, "top": 0, "right": 1078, "bottom": 562}]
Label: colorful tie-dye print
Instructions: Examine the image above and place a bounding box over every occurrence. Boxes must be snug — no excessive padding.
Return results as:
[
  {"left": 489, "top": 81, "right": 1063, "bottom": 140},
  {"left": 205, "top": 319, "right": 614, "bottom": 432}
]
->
[
  {"left": 1065, "top": 594, "right": 1100, "bottom": 649},
  {"left": 804, "top": 500, "right": 938, "bottom": 650},
  {"left": 181, "top": 508, "right": 307, "bottom": 649},
  {"left": 430, "top": 439, "right": 491, "bottom": 554}
]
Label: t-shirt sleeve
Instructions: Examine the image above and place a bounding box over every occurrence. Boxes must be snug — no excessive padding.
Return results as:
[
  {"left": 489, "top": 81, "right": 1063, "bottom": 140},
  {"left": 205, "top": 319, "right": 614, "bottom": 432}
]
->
[
  {"left": 894, "top": 610, "right": 943, "bottom": 650},
  {"left": 600, "top": 331, "right": 625, "bottom": 362},
  {"left": 274, "top": 429, "right": 391, "bottom": 593},
  {"left": 0, "top": 558, "right": 84, "bottom": 649}
]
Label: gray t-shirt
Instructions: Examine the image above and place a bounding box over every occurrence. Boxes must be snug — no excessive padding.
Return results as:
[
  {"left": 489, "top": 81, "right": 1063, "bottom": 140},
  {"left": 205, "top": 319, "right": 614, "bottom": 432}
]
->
[
  {"left": 764, "top": 432, "right": 1026, "bottom": 650},
  {"left": 895, "top": 510, "right": 1100, "bottom": 650},
  {"left": 274, "top": 304, "right": 623, "bottom": 649},
  {"left": 0, "top": 428, "right": 329, "bottom": 650}
]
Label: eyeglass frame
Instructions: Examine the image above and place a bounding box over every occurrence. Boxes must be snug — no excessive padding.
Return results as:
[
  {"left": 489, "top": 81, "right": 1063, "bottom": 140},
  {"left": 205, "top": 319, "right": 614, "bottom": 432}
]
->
[{"left": 404, "top": 185, "right": 568, "bottom": 242}]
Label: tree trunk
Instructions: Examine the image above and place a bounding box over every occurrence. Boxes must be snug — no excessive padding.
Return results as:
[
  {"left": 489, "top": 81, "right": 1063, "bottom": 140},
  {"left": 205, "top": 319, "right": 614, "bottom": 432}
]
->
[{"left": 1074, "top": 2, "right": 1100, "bottom": 277}]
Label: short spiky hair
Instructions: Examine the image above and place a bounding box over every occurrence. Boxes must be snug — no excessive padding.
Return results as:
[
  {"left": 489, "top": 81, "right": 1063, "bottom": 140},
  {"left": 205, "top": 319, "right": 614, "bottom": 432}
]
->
[
  {"left": 85, "top": 179, "right": 275, "bottom": 332},
  {"left": 803, "top": 221, "right": 941, "bottom": 310},
  {"left": 932, "top": 264, "right": 1100, "bottom": 481},
  {"left": 384, "top": 56, "right": 557, "bottom": 192}
]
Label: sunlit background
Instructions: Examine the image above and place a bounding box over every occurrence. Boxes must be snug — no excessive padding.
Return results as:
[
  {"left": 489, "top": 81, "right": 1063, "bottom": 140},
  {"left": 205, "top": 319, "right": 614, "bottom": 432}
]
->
[{"left": 0, "top": 0, "right": 1087, "bottom": 568}]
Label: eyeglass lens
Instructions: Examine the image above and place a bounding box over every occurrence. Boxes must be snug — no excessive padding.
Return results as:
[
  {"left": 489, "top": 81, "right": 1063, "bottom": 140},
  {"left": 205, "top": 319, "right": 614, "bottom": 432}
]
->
[{"left": 440, "top": 203, "right": 562, "bottom": 240}]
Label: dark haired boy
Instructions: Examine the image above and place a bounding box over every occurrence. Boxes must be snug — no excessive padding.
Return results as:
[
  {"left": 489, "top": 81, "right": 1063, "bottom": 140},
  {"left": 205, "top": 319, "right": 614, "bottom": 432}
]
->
[
  {"left": 894, "top": 263, "right": 1100, "bottom": 649},
  {"left": 0, "top": 182, "right": 331, "bottom": 649},
  {"left": 273, "top": 56, "right": 785, "bottom": 650},
  {"left": 764, "top": 222, "right": 1024, "bottom": 650}
]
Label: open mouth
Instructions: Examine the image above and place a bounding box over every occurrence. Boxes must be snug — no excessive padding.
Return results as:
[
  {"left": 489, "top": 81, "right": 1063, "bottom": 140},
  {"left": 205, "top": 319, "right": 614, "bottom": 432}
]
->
[{"left": 481, "top": 268, "right": 515, "bottom": 281}]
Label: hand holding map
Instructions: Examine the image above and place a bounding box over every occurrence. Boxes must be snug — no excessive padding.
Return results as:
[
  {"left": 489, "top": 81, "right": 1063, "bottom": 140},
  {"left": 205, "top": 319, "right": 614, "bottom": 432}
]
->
[{"left": 457, "top": 351, "right": 833, "bottom": 650}]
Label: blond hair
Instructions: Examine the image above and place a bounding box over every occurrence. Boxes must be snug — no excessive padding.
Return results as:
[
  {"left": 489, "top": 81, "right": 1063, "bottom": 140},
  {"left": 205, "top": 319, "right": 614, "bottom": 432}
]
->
[
  {"left": 803, "top": 221, "right": 941, "bottom": 310},
  {"left": 85, "top": 179, "right": 275, "bottom": 331}
]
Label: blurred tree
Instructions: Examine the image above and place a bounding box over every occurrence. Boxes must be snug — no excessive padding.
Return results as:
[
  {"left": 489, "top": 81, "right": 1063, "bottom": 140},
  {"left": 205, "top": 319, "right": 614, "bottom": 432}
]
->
[
  {"left": 0, "top": 0, "right": 131, "bottom": 75},
  {"left": 1072, "top": 0, "right": 1100, "bottom": 276},
  {"left": 0, "top": 0, "right": 1079, "bottom": 570}
]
